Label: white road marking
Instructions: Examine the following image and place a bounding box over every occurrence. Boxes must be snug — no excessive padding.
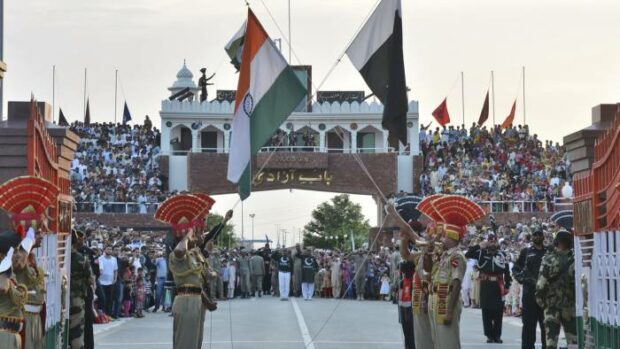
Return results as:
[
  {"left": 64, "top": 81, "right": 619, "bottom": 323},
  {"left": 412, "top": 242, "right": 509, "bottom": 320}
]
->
[{"left": 291, "top": 297, "right": 315, "bottom": 349}]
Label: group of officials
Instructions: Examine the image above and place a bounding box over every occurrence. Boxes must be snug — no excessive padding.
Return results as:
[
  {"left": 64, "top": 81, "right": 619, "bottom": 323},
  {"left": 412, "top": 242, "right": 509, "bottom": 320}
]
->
[
  {"left": 392, "top": 195, "right": 577, "bottom": 349},
  {"left": 0, "top": 223, "right": 47, "bottom": 349}
]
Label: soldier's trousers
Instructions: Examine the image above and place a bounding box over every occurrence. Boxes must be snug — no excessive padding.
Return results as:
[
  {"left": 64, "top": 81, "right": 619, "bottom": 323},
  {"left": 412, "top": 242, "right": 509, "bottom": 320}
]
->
[
  {"left": 24, "top": 311, "right": 44, "bottom": 349},
  {"left": 172, "top": 294, "right": 205, "bottom": 349},
  {"left": 355, "top": 276, "right": 366, "bottom": 299},
  {"left": 239, "top": 270, "right": 250, "bottom": 294},
  {"left": 482, "top": 307, "right": 503, "bottom": 340},
  {"left": 522, "top": 297, "right": 546, "bottom": 349},
  {"left": 0, "top": 330, "right": 20, "bottom": 349},
  {"left": 543, "top": 307, "right": 577, "bottom": 349},
  {"left": 271, "top": 272, "right": 279, "bottom": 297},
  {"left": 413, "top": 311, "right": 433, "bottom": 349},
  {"left": 429, "top": 295, "right": 462, "bottom": 349},
  {"left": 251, "top": 275, "right": 263, "bottom": 294},
  {"left": 69, "top": 296, "right": 85, "bottom": 349}
]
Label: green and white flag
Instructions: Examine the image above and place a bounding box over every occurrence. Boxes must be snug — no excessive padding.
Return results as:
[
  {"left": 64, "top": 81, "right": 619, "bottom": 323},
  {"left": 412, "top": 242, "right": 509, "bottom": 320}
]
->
[
  {"left": 226, "top": 9, "right": 306, "bottom": 200},
  {"left": 225, "top": 20, "right": 247, "bottom": 71}
]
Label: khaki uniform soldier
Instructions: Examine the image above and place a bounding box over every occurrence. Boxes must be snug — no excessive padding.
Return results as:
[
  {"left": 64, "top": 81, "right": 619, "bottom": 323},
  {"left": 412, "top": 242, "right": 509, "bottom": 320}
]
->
[
  {"left": 0, "top": 232, "right": 28, "bottom": 349},
  {"left": 69, "top": 230, "right": 94, "bottom": 349},
  {"left": 292, "top": 249, "right": 302, "bottom": 297},
  {"left": 238, "top": 253, "right": 251, "bottom": 298},
  {"left": 352, "top": 252, "right": 368, "bottom": 300},
  {"left": 14, "top": 228, "right": 46, "bottom": 349},
  {"left": 390, "top": 194, "right": 486, "bottom": 349},
  {"left": 208, "top": 252, "right": 222, "bottom": 300},
  {"left": 535, "top": 230, "right": 577, "bottom": 349},
  {"left": 169, "top": 228, "right": 208, "bottom": 349},
  {"left": 249, "top": 253, "right": 265, "bottom": 297}
]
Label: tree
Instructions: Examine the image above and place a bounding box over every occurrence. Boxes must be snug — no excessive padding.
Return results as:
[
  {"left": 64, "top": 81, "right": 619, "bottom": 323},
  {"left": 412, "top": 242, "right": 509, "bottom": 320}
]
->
[
  {"left": 205, "top": 213, "right": 238, "bottom": 248},
  {"left": 302, "top": 194, "right": 370, "bottom": 251}
]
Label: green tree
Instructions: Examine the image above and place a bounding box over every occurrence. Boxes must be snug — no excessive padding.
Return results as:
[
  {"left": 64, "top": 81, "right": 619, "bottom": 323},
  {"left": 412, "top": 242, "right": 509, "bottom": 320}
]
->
[
  {"left": 205, "top": 213, "right": 238, "bottom": 248},
  {"left": 302, "top": 194, "right": 370, "bottom": 251}
]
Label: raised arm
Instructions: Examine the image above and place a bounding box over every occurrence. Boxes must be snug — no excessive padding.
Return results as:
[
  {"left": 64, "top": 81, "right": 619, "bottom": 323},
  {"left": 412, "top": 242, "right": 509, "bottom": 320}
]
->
[
  {"left": 202, "top": 210, "right": 233, "bottom": 248},
  {"left": 174, "top": 228, "right": 193, "bottom": 259},
  {"left": 386, "top": 204, "right": 421, "bottom": 241}
]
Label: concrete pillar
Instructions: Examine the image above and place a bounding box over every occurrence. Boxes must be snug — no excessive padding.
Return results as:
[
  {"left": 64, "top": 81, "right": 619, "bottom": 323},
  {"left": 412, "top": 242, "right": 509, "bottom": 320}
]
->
[
  {"left": 382, "top": 131, "right": 389, "bottom": 152},
  {"left": 351, "top": 130, "right": 358, "bottom": 153},
  {"left": 374, "top": 194, "right": 385, "bottom": 227},
  {"left": 161, "top": 123, "right": 171, "bottom": 155},
  {"left": 224, "top": 131, "right": 231, "bottom": 153},
  {"left": 319, "top": 131, "right": 326, "bottom": 152},
  {"left": 192, "top": 129, "right": 200, "bottom": 153}
]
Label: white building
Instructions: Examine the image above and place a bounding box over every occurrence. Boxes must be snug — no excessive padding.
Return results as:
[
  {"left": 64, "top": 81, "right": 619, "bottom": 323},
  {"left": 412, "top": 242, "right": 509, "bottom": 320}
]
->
[{"left": 159, "top": 62, "right": 420, "bottom": 193}]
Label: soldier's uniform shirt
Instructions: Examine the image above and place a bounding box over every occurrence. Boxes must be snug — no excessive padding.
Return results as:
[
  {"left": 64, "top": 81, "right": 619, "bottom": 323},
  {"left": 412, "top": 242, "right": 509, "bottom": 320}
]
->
[
  {"left": 297, "top": 254, "right": 318, "bottom": 283},
  {"left": 273, "top": 253, "right": 293, "bottom": 273},
  {"left": 535, "top": 249, "right": 577, "bottom": 349},
  {"left": 0, "top": 276, "right": 27, "bottom": 349},
  {"left": 15, "top": 262, "right": 46, "bottom": 349},
  {"left": 429, "top": 246, "right": 466, "bottom": 349},
  {"left": 169, "top": 248, "right": 206, "bottom": 349},
  {"left": 69, "top": 247, "right": 94, "bottom": 349},
  {"left": 465, "top": 246, "right": 512, "bottom": 310}
]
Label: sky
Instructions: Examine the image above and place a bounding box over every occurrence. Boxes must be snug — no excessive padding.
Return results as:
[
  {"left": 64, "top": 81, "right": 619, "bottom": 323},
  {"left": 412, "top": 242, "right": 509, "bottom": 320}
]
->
[{"left": 5, "top": 0, "right": 620, "bottom": 242}]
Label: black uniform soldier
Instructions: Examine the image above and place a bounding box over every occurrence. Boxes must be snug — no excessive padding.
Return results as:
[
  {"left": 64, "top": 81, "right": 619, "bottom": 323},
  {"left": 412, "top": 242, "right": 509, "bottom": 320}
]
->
[
  {"left": 512, "top": 229, "right": 548, "bottom": 349},
  {"left": 78, "top": 231, "right": 98, "bottom": 349},
  {"left": 466, "top": 233, "right": 511, "bottom": 344}
]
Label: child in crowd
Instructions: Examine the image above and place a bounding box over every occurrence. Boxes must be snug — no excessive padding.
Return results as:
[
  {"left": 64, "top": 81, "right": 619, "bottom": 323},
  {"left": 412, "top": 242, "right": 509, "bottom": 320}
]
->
[
  {"left": 135, "top": 271, "right": 146, "bottom": 318},
  {"left": 379, "top": 273, "right": 391, "bottom": 301}
]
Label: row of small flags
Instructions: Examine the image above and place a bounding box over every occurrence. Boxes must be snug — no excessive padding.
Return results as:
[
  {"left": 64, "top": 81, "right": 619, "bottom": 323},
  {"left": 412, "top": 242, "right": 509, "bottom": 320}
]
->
[
  {"left": 57, "top": 99, "right": 132, "bottom": 126},
  {"left": 432, "top": 91, "right": 516, "bottom": 129}
]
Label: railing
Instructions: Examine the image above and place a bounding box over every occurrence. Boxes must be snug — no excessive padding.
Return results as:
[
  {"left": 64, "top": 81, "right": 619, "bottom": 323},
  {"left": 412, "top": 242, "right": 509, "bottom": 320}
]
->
[
  {"left": 477, "top": 200, "right": 553, "bottom": 213},
  {"left": 260, "top": 146, "right": 321, "bottom": 152},
  {"left": 166, "top": 146, "right": 400, "bottom": 155},
  {"left": 74, "top": 202, "right": 161, "bottom": 214}
]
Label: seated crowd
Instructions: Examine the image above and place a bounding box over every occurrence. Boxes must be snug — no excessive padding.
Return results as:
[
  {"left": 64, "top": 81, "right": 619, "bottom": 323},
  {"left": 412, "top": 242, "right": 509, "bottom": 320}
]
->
[{"left": 419, "top": 123, "right": 571, "bottom": 210}]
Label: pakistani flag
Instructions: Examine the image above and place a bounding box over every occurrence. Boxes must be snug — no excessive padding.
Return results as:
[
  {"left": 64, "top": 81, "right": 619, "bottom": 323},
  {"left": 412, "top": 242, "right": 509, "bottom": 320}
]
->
[
  {"left": 346, "top": 0, "right": 408, "bottom": 145},
  {"left": 227, "top": 9, "right": 306, "bottom": 200},
  {"left": 225, "top": 20, "right": 247, "bottom": 71}
]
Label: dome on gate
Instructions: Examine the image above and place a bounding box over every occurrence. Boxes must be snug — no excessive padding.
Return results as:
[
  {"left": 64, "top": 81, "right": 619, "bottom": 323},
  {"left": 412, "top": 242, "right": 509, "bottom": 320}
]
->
[{"left": 170, "top": 60, "right": 197, "bottom": 91}]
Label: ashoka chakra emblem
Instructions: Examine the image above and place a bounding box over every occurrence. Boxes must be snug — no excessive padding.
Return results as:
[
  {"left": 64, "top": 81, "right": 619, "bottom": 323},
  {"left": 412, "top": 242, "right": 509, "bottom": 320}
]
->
[{"left": 243, "top": 93, "right": 254, "bottom": 116}]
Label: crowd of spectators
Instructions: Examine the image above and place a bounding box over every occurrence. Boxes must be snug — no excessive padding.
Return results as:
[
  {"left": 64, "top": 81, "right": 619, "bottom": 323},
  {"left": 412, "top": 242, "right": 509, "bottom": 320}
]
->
[
  {"left": 69, "top": 120, "right": 170, "bottom": 213},
  {"left": 419, "top": 124, "right": 571, "bottom": 211}
]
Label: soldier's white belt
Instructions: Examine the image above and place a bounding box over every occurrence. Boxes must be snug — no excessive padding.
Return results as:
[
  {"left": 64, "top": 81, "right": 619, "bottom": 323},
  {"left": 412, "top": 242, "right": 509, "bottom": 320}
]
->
[{"left": 24, "top": 304, "right": 42, "bottom": 313}]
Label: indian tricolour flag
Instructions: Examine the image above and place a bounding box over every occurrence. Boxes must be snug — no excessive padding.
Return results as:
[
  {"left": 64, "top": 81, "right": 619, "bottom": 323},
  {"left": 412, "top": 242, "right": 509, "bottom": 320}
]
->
[{"left": 226, "top": 9, "right": 306, "bottom": 200}]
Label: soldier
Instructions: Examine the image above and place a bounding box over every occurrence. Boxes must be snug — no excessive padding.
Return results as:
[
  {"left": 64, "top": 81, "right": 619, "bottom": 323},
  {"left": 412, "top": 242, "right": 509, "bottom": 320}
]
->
[
  {"left": 0, "top": 231, "right": 27, "bottom": 349},
  {"left": 292, "top": 247, "right": 302, "bottom": 297},
  {"left": 400, "top": 221, "right": 434, "bottom": 349},
  {"left": 270, "top": 258, "right": 279, "bottom": 297},
  {"left": 513, "top": 229, "right": 548, "bottom": 349},
  {"left": 169, "top": 228, "right": 209, "bottom": 349},
  {"left": 396, "top": 260, "right": 415, "bottom": 349},
  {"left": 77, "top": 230, "right": 97, "bottom": 349},
  {"left": 207, "top": 247, "right": 222, "bottom": 300},
  {"left": 390, "top": 195, "right": 485, "bottom": 349},
  {"left": 352, "top": 251, "right": 368, "bottom": 300},
  {"left": 237, "top": 251, "right": 251, "bottom": 298},
  {"left": 14, "top": 228, "right": 46, "bottom": 349},
  {"left": 466, "top": 232, "right": 512, "bottom": 343},
  {"left": 535, "top": 230, "right": 577, "bottom": 349},
  {"left": 69, "top": 229, "right": 94, "bottom": 349},
  {"left": 261, "top": 244, "right": 272, "bottom": 295},
  {"left": 249, "top": 251, "right": 265, "bottom": 297}
]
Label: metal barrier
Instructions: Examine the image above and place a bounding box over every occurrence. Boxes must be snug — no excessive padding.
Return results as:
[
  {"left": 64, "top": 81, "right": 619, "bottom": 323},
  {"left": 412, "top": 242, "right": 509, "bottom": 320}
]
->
[
  {"left": 477, "top": 200, "right": 552, "bottom": 213},
  {"left": 75, "top": 202, "right": 160, "bottom": 214}
]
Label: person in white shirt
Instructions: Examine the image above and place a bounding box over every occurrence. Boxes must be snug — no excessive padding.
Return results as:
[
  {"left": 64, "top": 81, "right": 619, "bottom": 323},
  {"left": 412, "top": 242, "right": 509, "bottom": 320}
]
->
[{"left": 98, "top": 246, "right": 118, "bottom": 316}]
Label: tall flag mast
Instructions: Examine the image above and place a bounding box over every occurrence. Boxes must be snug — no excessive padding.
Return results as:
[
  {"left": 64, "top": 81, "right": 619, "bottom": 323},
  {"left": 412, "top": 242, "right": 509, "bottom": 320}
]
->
[{"left": 345, "top": 0, "right": 408, "bottom": 145}]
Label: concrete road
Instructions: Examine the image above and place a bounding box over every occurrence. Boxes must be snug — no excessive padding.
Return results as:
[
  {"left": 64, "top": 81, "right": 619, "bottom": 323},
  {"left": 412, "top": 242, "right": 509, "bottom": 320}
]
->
[{"left": 94, "top": 297, "right": 542, "bottom": 348}]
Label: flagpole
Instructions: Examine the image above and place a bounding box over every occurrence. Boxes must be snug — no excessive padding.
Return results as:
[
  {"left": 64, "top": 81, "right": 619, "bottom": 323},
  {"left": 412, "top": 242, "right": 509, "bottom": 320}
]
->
[
  {"left": 83, "top": 68, "right": 87, "bottom": 117},
  {"left": 522, "top": 66, "right": 526, "bottom": 125},
  {"left": 52, "top": 65, "right": 55, "bottom": 123},
  {"left": 491, "top": 70, "right": 496, "bottom": 126},
  {"left": 288, "top": 0, "right": 292, "bottom": 63},
  {"left": 114, "top": 69, "right": 118, "bottom": 124},
  {"left": 461, "top": 71, "right": 465, "bottom": 126}
]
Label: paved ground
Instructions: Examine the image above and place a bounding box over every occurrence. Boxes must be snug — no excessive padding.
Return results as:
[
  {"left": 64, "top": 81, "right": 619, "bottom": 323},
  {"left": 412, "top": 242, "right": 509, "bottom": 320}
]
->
[{"left": 94, "top": 297, "right": 544, "bottom": 348}]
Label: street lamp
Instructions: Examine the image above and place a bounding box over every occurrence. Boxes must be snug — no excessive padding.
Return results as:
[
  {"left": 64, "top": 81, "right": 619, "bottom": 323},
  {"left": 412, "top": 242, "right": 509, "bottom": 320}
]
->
[{"left": 249, "top": 213, "right": 255, "bottom": 249}]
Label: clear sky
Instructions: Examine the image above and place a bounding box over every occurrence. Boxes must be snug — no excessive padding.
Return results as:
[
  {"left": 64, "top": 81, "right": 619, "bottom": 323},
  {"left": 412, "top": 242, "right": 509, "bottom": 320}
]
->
[{"left": 5, "top": 0, "right": 620, "bottom": 242}]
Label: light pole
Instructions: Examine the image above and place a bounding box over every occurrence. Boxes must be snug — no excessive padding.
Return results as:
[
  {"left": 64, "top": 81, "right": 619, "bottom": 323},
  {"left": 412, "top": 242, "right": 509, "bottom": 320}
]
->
[{"left": 249, "top": 213, "right": 255, "bottom": 249}]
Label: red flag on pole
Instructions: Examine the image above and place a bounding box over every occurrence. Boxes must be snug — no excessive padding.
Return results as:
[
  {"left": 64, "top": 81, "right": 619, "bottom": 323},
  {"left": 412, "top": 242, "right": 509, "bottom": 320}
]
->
[
  {"left": 477, "top": 91, "right": 489, "bottom": 126},
  {"left": 501, "top": 100, "right": 516, "bottom": 129},
  {"left": 432, "top": 98, "right": 450, "bottom": 126}
]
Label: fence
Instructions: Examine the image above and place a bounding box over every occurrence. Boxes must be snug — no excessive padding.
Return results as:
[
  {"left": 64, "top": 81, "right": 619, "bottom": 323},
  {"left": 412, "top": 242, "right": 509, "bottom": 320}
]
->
[{"left": 74, "top": 202, "right": 160, "bottom": 214}]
